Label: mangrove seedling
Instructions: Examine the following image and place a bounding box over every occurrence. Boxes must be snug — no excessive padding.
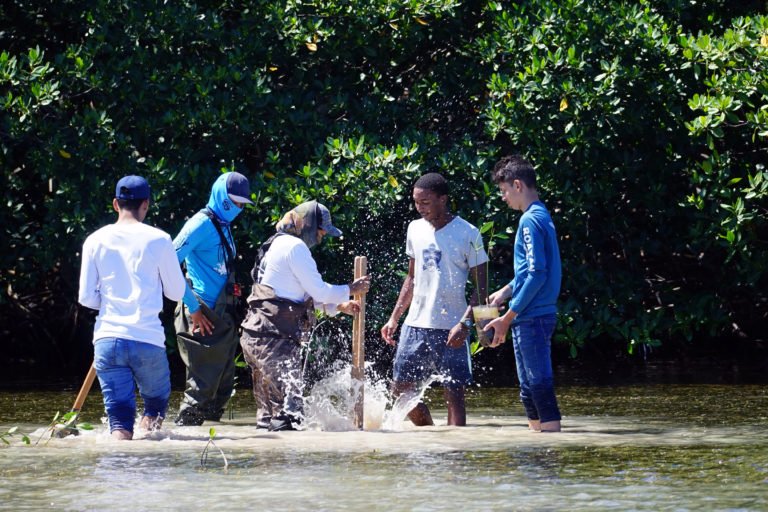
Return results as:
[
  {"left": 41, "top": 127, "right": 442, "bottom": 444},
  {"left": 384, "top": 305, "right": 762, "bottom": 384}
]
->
[
  {"left": 41, "top": 411, "right": 94, "bottom": 444},
  {"left": 469, "top": 221, "right": 508, "bottom": 355},
  {"left": 1, "top": 426, "right": 31, "bottom": 446},
  {"left": 200, "top": 427, "right": 229, "bottom": 470}
]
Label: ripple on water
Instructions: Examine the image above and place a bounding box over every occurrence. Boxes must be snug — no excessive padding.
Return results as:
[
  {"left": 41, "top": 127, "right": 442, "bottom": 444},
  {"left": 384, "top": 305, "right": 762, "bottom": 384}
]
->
[{"left": 2, "top": 384, "right": 768, "bottom": 511}]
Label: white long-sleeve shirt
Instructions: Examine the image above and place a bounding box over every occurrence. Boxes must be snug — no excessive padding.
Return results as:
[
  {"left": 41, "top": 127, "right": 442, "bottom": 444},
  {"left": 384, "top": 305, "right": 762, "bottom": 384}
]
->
[
  {"left": 78, "top": 222, "right": 187, "bottom": 347},
  {"left": 259, "top": 234, "right": 349, "bottom": 314}
]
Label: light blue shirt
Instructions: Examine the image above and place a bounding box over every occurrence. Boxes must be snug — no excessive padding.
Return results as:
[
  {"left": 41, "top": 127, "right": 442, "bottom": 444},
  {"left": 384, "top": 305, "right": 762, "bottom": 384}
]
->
[{"left": 173, "top": 173, "right": 242, "bottom": 312}]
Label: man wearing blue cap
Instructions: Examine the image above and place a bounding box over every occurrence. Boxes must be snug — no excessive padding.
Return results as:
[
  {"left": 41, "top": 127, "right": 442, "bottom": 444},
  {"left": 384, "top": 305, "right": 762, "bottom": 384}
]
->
[
  {"left": 78, "top": 175, "right": 187, "bottom": 439},
  {"left": 173, "top": 171, "right": 254, "bottom": 426}
]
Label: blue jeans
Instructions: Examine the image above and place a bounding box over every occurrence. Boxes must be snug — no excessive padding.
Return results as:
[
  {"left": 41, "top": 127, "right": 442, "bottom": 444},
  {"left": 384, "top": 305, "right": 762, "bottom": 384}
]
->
[
  {"left": 94, "top": 337, "right": 171, "bottom": 433},
  {"left": 511, "top": 315, "right": 561, "bottom": 423}
]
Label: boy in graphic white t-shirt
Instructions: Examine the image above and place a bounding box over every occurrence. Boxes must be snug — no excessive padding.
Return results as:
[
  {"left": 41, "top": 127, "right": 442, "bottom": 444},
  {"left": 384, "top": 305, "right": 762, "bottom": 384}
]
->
[{"left": 380, "top": 173, "right": 489, "bottom": 426}]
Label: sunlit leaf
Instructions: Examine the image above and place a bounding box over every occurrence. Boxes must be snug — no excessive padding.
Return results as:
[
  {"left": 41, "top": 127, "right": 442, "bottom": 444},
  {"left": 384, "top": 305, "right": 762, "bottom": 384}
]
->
[
  {"left": 59, "top": 149, "right": 71, "bottom": 159},
  {"left": 264, "top": 171, "right": 275, "bottom": 179},
  {"left": 387, "top": 175, "right": 399, "bottom": 188},
  {"left": 559, "top": 97, "right": 568, "bottom": 111},
  {"left": 305, "top": 42, "right": 317, "bottom": 52},
  {"left": 414, "top": 17, "right": 429, "bottom": 26},
  {"left": 761, "top": 34, "right": 768, "bottom": 47}
]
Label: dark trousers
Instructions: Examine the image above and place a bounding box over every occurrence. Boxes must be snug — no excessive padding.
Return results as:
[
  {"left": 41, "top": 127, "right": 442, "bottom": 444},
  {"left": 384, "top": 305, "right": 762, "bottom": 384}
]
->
[
  {"left": 175, "top": 297, "right": 238, "bottom": 424},
  {"left": 240, "top": 332, "right": 304, "bottom": 422}
]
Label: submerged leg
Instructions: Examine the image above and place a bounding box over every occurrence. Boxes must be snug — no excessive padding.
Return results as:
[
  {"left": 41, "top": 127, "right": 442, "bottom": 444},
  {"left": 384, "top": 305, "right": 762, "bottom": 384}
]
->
[
  {"left": 540, "top": 420, "right": 561, "bottom": 432},
  {"left": 444, "top": 386, "right": 466, "bottom": 426},
  {"left": 111, "top": 429, "right": 133, "bottom": 440},
  {"left": 393, "top": 381, "right": 434, "bottom": 426}
]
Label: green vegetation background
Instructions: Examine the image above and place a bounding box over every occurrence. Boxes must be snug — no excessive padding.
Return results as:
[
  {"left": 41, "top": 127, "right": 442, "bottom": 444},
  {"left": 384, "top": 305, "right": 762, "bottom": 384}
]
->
[{"left": 1, "top": 0, "right": 766, "bottom": 382}]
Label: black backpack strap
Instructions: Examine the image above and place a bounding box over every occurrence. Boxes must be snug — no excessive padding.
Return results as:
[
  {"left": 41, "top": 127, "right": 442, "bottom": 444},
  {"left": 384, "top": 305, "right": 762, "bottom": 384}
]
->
[
  {"left": 201, "top": 207, "right": 235, "bottom": 275},
  {"left": 251, "top": 232, "right": 288, "bottom": 284}
]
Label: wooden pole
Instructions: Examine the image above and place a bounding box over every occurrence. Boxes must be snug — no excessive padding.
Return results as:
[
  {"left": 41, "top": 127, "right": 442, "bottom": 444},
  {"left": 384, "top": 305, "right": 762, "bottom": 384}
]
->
[
  {"left": 52, "top": 362, "right": 97, "bottom": 437},
  {"left": 351, "top": 255, "right": 367, "bottom": 429},
  {"left": 71, "top": 363, "right": 97, "bottom": 415}
]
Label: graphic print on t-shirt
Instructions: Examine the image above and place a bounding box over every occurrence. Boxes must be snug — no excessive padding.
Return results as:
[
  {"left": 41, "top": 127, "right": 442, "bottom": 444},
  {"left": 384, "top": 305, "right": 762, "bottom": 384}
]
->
[{"left": 422, "top": 243, "right": 442, "bottom": 271}]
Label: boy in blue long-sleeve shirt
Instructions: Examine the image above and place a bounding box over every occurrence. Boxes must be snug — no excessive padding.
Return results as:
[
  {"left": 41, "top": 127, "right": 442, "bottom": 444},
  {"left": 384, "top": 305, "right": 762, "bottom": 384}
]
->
[{"left": 486, "top": 155, "right": 563, "bottom": 432}]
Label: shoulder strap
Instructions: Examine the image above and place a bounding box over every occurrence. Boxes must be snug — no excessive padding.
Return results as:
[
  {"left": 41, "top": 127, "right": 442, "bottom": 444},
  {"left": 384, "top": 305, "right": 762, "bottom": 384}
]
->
[
  {"left": 251, "top": 232, "right": 288, "bottom": 284},
  {"left": 201, "top": 208, "right": 235, "bottom": 275}
]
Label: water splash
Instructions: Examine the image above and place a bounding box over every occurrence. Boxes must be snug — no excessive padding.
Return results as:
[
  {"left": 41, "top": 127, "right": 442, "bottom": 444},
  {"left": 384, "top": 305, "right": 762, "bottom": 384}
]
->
[
  {"left": 303, "top": 362, "right": 388, "bottom": 431},
  {"left": 381, "top": 375, "right": 440, "bottom": 431},
  {"left": 302, "top": 361, "right": 444, "bottom": 432}
]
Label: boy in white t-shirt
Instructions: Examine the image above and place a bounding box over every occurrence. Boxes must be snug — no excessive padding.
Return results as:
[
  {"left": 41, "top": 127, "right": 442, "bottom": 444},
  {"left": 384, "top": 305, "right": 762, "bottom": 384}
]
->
[
  {"left": 380, "top": 173, "right": 489, "bottom": 426},
  {"left": 78, "top": 176, "right": 186, "bottom": 439}
]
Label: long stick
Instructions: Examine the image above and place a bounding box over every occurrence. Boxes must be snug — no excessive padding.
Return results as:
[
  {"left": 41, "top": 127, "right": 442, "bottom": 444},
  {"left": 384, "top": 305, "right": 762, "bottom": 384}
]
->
[
  {"left": 351, "top": 256, "right": 367, "bottom": 430},
  {"left": 52, "top": 362, "right": 97, "bottom": 437},
  {"left": 71, "top": 363, "right": 97, "bottom": 415}
]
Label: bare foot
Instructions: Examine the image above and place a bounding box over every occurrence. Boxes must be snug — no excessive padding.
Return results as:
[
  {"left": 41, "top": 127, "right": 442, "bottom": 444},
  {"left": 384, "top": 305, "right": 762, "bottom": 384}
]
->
[
  {"left": 111, "top": 429, "right": 133, "bottom": 440},
  {"left": 528, "top": 419, "right": 541, "bottom": 432},
  {"left": 540, "top": 420, "right": 561, "bottom": 432},
  {"left": 140, "top": 415, "right": 163, "bottom": 432}
]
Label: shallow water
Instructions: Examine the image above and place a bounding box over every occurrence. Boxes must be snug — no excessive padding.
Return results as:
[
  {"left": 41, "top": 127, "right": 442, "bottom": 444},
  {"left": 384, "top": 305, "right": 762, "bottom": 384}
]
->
[{"left": 2, "top": 384, "right": 768, "bottom": 511}]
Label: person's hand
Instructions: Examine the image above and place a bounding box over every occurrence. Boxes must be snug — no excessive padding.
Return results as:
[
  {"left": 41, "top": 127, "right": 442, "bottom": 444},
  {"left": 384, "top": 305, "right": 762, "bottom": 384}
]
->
[
  {"left": 338, "top": 300, "right": 361, "bottom": 316},
  {"left": 190, "top": 308, "right": 214, "bottom": 336},
  {"left": 447, "top": 322, "right": 469, "bottom": 348},
  {"left": 488, "top": 287, "right": 508, "bottom": 307},
  {"left": 349, "top": 274, "right": 371, "bottom": 296},
  {"left": 380, "top": 318, "right": 399, "bottom": 346},
  {"left": 485, "top": 313, "right": 515, "bottom": 348}
]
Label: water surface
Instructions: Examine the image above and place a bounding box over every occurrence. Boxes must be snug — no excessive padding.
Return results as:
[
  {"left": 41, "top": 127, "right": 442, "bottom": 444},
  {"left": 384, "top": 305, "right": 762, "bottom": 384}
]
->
[{"left": 2, "top": 385, "right": 767, "bottom": 511}]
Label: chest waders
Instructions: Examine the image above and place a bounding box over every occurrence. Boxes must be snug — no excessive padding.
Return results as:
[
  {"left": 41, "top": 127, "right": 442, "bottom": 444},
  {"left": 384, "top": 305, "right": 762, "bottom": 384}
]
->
[
  {"left": 174, "top": 209, "right": 243, "bottom": 426},
  {"left": 239, "top": 280, "right": 315, "bottom": 430}
]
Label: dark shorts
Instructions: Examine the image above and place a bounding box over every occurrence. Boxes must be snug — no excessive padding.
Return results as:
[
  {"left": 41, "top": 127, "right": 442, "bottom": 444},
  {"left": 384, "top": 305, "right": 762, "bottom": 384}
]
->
[{"left": 393, "top": 325, "right": 473, "bottom": 387}]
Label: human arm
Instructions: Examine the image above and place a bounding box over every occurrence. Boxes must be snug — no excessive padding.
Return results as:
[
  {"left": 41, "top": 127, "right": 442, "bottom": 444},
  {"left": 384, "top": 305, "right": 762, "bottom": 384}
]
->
[
  {"left": 288, "top": 243, "right": 363, "bottom": 305},
  {"left": 484, "top": 308, "right": 517, "bottom": 348},
  {"left": 488, "top": 284, "right": 512, "bottom": 307},
  {"left": 173, "top": 217, "right": 214, "bottom": 335},
  {"left": 172, "top": 218, "right": 203, "bottom": 313},
  {"left": 447, "top": 262, "right": 489, "bottom": 348},
  {"left": 77, "top": 237, "right": 101, "bottom": 311},
  {"left": 380, "top": 258, "right": 415, "bottom": 346},
  {"left": 158, "top": 237, "right": 187, "bottom": 302},
  {"left": 337, "top": 300, "right": 361, "bottom": 316},
  {"left": 507, "top": 219, "right": 549, "bottom": 316},
  {"left": 315, "top": 296, "right": 365, "bottom": 317},
  {"left": 485, "top": 219, "right": 549, "bottom": 347}
]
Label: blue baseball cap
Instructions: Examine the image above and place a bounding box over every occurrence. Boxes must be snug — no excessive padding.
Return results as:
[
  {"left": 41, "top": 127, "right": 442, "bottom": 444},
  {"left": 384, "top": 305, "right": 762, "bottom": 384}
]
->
[
  {"left": 115, "top": 175, "right": 150, "bottom": 200},
  {"left": 317, "top": 203, "right": 342, "bottom": 237},
  {"left": 226, "top": 172, "right": 254, "bottom": 205}
]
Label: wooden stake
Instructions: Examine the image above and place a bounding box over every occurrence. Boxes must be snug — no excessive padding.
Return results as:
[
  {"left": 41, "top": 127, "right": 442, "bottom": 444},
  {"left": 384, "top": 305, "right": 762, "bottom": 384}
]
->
[
  {"left": 52, "top": 362, "right": 96, "bottom": 437},
  {"left": 351, "top": 255, "right": 367, "bottom": 429}
]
